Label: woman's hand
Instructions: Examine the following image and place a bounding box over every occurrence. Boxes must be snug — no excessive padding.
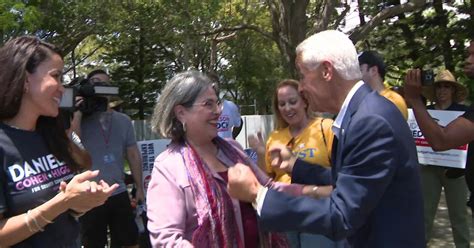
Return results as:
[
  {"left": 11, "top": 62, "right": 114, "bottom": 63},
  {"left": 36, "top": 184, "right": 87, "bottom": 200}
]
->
[
  {"left": 248, "top": 131, "right": 265, "bottom": 156},
  {"left": 60, "top": 170, "right": 118, "bottom": 213}
]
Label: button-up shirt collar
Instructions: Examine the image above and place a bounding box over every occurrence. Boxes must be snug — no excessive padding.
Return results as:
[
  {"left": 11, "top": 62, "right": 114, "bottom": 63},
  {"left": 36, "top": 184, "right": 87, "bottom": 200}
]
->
[{"left": 332, "top": 80, "right": 365, "bottom": 138}]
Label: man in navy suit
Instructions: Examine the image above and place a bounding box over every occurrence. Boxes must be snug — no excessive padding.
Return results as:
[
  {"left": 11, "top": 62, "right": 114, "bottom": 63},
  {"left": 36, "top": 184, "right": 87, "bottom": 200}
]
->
[{"left": 227, "top": 30, "right": 425, "bottom": 247}]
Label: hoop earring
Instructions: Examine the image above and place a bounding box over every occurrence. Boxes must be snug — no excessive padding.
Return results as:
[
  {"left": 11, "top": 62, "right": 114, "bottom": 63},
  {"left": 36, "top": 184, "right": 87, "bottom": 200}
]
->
[{"left": 182, "top": 121, "right": 186, "bottom": 133}]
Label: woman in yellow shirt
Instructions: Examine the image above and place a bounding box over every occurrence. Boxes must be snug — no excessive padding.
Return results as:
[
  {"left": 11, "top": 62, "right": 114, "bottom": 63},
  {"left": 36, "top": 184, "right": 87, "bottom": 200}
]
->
[
  {"left": 249, "top": 79, "right": 336, "bottom": 248},
  {"left": 251, "top": 79, "right": 334, "bottom": 183}
]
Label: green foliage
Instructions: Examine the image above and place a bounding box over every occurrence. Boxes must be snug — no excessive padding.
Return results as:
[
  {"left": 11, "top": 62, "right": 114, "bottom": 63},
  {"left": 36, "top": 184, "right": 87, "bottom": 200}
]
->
[
  {"left": 5, "top": 0, "right": 474, "bottom": 117},
  {"left": 0, "top": 0, "right": 42, "bottom": 42},
  {"left": 358, "top": 1, "right": 474, "bottom": 103},
  {"left": 97, "top": 2, "right": 168, "bottom": 119},
  {"left": 220, "top": 30, "right": 286, "bottom": 115}
]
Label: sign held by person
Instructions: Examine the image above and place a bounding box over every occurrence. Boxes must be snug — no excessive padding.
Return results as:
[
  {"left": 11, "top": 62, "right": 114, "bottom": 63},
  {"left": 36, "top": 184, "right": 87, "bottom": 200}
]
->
[{"left": 408, "top": 109, "right": 468, "bottom": 168}]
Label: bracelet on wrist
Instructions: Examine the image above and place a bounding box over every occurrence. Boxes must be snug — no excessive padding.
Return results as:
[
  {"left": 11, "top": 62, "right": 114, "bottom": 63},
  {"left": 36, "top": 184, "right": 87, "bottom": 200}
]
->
[
  {"left": 32, "top": 209, "right": 53, "bottom": 224},
  {"left": 27, "top": 210, "right": 44, "bottom": 232}
]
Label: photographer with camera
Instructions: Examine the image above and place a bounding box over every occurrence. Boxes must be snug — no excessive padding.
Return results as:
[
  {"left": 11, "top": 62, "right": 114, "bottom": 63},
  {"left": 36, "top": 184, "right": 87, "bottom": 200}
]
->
[
  {"left": 407, "top": 69, "right": 470, "bottom": 247},
  {"left": 71, "top": 69, "right": 143, "bottom": 248}
]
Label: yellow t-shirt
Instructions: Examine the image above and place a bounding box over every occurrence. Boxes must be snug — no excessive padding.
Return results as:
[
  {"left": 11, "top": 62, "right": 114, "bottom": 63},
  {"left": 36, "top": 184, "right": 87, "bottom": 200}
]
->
[
  {"left": 265, "top": 118, "right": 334, "bottom": 183},
  {"left": 380, "top": 88, "right": 408, "bottom": 120}
]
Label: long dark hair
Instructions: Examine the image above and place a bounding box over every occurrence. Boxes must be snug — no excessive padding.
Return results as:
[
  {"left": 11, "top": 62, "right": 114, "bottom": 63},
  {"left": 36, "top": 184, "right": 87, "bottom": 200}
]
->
[{"left": 0, "top": 36, "right": 83, "bottom": 172}]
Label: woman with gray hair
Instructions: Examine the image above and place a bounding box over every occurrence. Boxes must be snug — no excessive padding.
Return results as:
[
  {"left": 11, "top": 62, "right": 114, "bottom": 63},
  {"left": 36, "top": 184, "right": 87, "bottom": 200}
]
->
[{"left": 146, "top": 70, "right": 309, "bottom": 247}]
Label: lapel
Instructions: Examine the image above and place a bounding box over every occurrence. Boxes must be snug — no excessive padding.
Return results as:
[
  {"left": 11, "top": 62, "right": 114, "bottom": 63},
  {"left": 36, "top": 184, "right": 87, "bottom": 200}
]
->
[
  {"left": 331, "top": 84, "right": 372, "bottom": 182},
  {"left": 330, "top": 136, "right": 339, "bottom": 185}
]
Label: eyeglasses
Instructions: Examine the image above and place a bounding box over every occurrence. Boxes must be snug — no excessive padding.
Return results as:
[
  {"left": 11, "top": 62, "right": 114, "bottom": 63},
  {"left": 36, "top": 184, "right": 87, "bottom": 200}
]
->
[{"left": 192, "top": 99, "right": 223, "bottom": 111}]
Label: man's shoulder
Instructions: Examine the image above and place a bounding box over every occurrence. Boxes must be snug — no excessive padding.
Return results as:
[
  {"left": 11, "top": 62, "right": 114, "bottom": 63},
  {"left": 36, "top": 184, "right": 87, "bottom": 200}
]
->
[
  {"left": 344, "top": 93, "right": 413, "bottom": 148},
  {"left": 223, "top": 99, "right": 237, "bottom": 107},
  {"left": 379, "top": 88, "right": 408, "bottom": 119},
  {"left": 111, "top": 111, "right": 134, "bottom": 129},
  {"left": 353, "top": 93, "right": 406, "bottom": 128},
  {"left": 380, "top": 89, "right": 405, "bottom": 104},
  {"left": 364, "top": 90, "right": 402, "bottom": 111},
  {"left": 223, "top": 100, "right": 239, "bottom": 112},
  {"left": 112, "top": 110, "right": 132, "bottom": 121}
]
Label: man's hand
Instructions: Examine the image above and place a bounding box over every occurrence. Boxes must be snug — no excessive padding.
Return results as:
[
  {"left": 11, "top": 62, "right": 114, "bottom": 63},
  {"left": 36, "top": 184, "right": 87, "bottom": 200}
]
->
[
  {"left": 268, "top": 144, "right": 297, "bottom": 173},
  {"left": 227, "top": 163, "right": 261, "bottom": 203},
  {"left": 403, "top": 69, "right": 423, "bottom": 105}
]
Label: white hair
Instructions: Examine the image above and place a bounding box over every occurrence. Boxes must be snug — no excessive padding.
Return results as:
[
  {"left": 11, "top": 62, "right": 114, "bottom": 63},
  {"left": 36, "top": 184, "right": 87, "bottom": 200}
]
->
[{"left": 296, "top": 30, "right": 362, "bottom": 80}]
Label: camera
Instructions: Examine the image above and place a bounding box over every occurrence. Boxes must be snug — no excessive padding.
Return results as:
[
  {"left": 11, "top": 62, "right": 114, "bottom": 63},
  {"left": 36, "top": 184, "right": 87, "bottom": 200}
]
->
[
  {"left": 420, "top": 69, "right": 435, "bottom": 86},
  {"left": 60, "top": 77, "right": 119, "bottom": 115}
]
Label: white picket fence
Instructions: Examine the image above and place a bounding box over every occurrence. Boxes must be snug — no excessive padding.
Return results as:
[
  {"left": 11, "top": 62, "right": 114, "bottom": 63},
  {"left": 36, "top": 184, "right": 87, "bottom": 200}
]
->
[{"left": 131, "top": 119, "right": 161, "bottom": 141}]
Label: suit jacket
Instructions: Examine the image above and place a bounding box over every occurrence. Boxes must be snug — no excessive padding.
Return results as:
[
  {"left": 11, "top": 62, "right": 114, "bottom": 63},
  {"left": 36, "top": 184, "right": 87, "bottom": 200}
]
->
[{"left": 260, "top": 84, "right": 425, "bottom": 247}]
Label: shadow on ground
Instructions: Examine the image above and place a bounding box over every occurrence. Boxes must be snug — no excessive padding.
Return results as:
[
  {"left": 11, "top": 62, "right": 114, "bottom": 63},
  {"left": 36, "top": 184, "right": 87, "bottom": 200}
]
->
[{"left": 429, "top": 190, "right": 473, "bottom": 248}]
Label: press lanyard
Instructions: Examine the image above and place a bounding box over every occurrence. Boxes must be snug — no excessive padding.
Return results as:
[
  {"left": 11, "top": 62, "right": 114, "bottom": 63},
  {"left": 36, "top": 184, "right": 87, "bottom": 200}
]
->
[{"left": 99, "top": 112, "right": 113, "bottom": 148}]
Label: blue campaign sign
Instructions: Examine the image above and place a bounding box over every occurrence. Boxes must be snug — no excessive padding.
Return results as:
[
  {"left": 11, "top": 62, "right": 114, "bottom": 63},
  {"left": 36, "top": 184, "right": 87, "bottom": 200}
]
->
[{"left": 244, "top": 148, "right": 258, "bottom": 164}]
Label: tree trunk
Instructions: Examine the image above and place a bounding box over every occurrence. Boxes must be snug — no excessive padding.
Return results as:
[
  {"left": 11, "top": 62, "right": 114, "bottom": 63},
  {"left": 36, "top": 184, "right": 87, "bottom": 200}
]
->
[
  {"left": 267, "top": 0, "right": 309, "bottom": 78},
  {"left": 137, "top": 27, "right": 145, "bottom": 120}
]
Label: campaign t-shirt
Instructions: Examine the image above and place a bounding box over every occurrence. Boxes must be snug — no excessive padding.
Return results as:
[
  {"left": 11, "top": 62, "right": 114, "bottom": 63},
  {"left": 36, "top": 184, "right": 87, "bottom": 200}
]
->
[
  {"left": 265, "top": 118, "right": 334, "bottom": 183},
  {"left": 217, "top": 100, "right": 241, "bottom": 139},
  {"left": 0, "top": 123, "right": 79, "bottom": 247}
]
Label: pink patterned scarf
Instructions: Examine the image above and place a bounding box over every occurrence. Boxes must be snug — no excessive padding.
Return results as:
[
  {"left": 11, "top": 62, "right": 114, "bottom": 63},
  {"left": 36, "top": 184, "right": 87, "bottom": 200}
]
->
[{"left": 179, "top": 137, "right": 289, "bottom": 247}]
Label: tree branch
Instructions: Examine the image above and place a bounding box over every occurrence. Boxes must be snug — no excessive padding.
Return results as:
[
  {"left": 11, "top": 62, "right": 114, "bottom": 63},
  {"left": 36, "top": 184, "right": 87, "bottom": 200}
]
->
[
  {"left": 198, "top": 24, "right": 274, "bottom": 41},
  {"left": 64, "top": 45, "right": 103, "bottom": 74},
  {"left": 331, "top": 2, "right": 351, "bottom": 30},
  {"left": 349, "top": 0, "right": 428, "bottom": 43}
]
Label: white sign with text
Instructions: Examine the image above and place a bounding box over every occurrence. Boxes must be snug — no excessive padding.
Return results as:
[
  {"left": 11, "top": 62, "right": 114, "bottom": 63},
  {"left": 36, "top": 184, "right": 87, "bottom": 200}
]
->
[
  {"left": 408, "top": 109, "right": 468, "bottom": 168},
  {"left": 137, "top": 139, "right": 171, "bottom": 197}
]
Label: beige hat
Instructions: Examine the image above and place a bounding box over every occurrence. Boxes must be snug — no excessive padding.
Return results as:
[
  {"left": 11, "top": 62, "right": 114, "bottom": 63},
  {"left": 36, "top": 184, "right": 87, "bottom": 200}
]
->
[
  {"left": 108, "top": 96, "right": 124, "bottom": 108},
  {"left": 422, "top": 69, "right": 468, "bottom": 103}
]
